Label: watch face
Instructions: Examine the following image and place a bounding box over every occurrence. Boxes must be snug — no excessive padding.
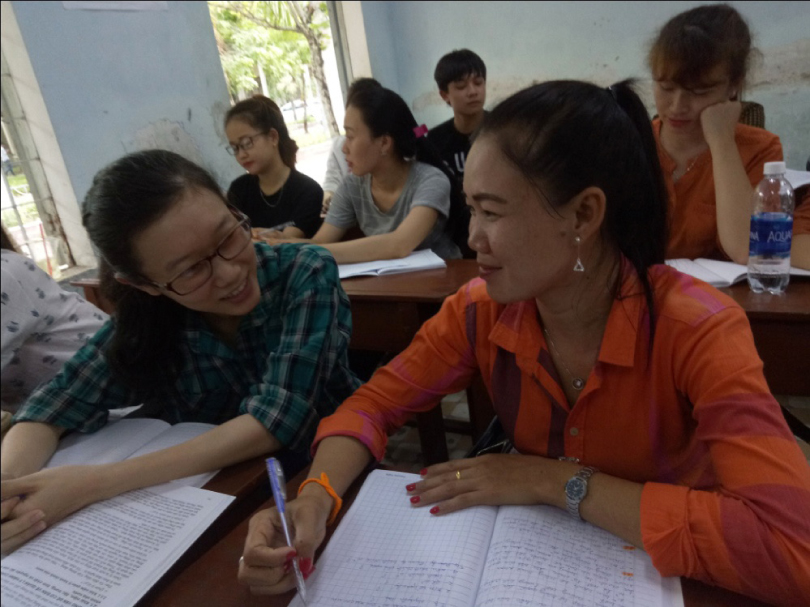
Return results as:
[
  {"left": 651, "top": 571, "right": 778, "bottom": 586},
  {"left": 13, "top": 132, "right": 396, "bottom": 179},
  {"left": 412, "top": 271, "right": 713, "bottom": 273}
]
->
[{"left": 566, "top": 477, "right": 587, "bottom": 501}]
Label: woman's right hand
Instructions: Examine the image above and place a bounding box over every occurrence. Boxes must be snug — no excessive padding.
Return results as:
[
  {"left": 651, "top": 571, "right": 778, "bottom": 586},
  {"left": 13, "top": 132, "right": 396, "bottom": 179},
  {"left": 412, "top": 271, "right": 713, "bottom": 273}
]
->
[
  {"left": 238, "top": 490, "right": 332, "bottom": 595},
  {"left": 1, "top": 479, "right": 47, "bottom": 556}
]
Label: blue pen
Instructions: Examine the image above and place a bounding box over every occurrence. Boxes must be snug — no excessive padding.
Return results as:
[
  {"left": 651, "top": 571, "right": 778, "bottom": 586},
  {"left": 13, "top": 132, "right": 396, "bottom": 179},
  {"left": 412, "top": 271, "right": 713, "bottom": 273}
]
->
[{"left": 266, "top": 457, "right": 308, "bottom": 604}]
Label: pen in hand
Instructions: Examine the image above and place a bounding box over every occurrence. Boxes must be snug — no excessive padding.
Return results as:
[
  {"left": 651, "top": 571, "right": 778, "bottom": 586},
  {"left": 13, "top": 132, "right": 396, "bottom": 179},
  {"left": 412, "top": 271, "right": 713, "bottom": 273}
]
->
[{"left": 266, "top": 458, "right": 308, "bottom": 604}]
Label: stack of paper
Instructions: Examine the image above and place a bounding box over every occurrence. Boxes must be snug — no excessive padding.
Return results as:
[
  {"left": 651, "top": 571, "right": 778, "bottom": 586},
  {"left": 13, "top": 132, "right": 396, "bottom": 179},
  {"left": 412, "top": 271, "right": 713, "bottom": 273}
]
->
[
  {"left": 667, "top": 258, "right": 810, "bottom": 287},
  {"left": 338, "top": 249, "right": 446, "bottom": 279}
]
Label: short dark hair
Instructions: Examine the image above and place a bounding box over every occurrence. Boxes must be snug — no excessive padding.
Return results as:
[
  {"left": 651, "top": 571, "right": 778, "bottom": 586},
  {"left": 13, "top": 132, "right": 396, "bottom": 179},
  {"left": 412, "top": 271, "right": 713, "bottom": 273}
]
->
[
  {"left": 434, "top": 49, "right": 486, "bottom": 92},
  {"left": 345, "top": 77, "right": 381, "bottom": 106},
  {"left": 648, "top": 4, "right": 753, "bottom": 88},
  {"left": 225, "top": 96, "right": 298, "bottom": 169}
]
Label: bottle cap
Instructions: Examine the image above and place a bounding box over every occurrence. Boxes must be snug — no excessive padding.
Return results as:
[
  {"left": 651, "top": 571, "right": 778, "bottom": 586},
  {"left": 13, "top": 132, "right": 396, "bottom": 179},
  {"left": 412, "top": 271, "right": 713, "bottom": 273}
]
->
[{"left": 763, "top": 161, "right": 786, "bottom": 175}]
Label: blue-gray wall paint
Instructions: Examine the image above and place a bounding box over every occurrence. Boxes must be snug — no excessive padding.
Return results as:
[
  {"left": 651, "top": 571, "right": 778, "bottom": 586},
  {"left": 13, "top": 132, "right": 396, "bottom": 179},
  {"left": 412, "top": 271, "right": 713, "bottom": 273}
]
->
[
  {"left": 11, "top": 1, "right": 241, "bottom": 207},
  {"left": 361, "top": 1, "right": 809, "bottom": 167}
]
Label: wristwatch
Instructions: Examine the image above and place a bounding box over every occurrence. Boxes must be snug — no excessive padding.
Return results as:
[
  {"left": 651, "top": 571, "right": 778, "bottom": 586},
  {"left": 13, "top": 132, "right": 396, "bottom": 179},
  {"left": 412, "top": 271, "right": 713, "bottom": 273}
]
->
[{"left": 565, "top": 466, "right": 598, "bottom": 520}]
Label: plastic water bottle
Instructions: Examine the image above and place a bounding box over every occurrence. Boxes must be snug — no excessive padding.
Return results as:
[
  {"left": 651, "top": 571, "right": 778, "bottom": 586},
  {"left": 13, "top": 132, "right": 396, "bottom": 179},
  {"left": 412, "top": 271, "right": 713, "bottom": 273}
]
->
[{"left": 748, "top": 161, "right": 794, "bottom": 294}]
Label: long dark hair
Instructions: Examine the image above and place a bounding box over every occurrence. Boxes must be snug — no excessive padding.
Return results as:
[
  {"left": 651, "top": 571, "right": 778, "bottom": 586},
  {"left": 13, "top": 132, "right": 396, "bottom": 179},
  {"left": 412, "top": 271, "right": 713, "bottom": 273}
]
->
[
  {"left": 225, "top": 96, "right": 298, "bottom": 169},
  {"left": 477, "top": 80, "right": 668, "bottom": 343},
  {"left": 82, "top": 150, "right": 226, "bottom": 389},
  {"left": 348, "top": 85, "right": 469, "bottom": 254}
]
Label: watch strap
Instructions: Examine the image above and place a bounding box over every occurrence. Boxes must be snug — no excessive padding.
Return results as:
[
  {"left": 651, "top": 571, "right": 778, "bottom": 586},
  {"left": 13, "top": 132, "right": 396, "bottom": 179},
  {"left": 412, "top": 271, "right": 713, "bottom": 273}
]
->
[{"left": 565, "top": 465, "right": 598, "bottom": 520}]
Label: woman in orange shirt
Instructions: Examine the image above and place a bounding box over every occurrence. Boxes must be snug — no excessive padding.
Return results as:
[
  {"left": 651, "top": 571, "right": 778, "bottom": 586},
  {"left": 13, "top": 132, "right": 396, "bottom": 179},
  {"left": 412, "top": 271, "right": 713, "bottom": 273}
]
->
[
  {"left": 649, "top": 5, "right": 784, "bottom": 264},
  {"left": 236, "top": 80, "right": 810, "bottom": 605}
]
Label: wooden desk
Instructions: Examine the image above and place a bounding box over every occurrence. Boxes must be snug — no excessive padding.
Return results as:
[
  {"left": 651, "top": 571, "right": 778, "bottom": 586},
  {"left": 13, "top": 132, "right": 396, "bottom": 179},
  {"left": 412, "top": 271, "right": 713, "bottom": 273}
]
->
[{"left": 142, "top": 467, "right": 766, "bottom": 607}]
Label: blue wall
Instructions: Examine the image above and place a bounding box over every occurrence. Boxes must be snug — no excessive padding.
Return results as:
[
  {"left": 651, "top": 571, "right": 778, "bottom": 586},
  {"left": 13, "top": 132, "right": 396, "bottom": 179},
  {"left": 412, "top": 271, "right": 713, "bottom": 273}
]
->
[
  {"left": 361, "top": 1, "right": 810, "bottom": 167},
  {"left": 11, "top": 1, "right": 241, "bottom": 207}
]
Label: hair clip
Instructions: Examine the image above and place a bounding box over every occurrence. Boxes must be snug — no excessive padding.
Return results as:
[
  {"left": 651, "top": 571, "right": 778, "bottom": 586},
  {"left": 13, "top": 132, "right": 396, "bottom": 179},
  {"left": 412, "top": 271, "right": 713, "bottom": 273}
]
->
[{"left": 413, "top": 124, "right": 428, "bottom": 138}]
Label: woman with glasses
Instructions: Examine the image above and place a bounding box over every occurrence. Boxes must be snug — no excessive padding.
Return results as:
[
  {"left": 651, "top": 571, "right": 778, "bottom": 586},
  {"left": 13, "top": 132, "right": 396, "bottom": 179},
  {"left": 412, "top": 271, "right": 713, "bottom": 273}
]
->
[
  {"left": 648, "top": 5, "right": 785, "bottom": 264},
  {"left": 225, "top": 96, "right": 324, "bottom": 240},
  {"left": 0, "top": 150, "right": 359, "bottom": 554}
]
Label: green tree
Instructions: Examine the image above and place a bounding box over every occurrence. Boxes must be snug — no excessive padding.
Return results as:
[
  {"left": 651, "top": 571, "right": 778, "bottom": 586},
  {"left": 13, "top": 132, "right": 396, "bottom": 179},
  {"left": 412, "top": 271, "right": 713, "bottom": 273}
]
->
[{"left": 210, "top": 1, "right": 339, "bottom": 137}]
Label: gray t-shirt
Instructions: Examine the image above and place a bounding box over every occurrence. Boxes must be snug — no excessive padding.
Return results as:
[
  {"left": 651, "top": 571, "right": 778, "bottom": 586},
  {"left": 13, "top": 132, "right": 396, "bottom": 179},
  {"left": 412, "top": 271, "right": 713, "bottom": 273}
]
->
[{"left": 325, "top": 161, "right": 461, "bottom": 260}]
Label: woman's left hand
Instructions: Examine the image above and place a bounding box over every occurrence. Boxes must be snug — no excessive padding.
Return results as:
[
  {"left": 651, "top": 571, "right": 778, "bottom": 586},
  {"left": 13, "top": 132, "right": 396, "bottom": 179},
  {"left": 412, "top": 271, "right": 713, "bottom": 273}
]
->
[
  {"left": 407, "top": 454, "right": 577, "bottom": 515},
  {"left": 1, "top": 465, "right": 110, "bottom": 529},
  {"left": 700, "top": 99, "right": 741, "bottom": 149}
]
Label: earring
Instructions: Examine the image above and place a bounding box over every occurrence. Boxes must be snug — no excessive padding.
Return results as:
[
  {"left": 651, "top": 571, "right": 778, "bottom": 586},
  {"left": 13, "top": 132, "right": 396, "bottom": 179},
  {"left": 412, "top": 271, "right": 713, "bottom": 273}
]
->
[{"left": 573, "top": 235, "right": 585, "bottom": 272}]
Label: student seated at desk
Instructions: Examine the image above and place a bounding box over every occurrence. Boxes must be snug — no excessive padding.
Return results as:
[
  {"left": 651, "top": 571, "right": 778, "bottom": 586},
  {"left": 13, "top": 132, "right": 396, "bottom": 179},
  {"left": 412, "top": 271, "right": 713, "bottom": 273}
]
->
[
  {"left": 266, "top": 84, "right": 462, "bottom": 263},
  {"left": 649, "top": 4, "right": 783, "bottom": 264},
  {"left": 792, "top": 184, "right": 810, "bottom": 270},
  {"left": 320, "top": 78, "right": 381, "bottom": 219},
  {"left": 238, "top": 81, "right": 810, "bottom": 605},
  {"left": 225, "top": 96, "right": 323, "bottom": 239},
  {"left": 0, "top": 150, "right": 359, "bottom": 555}
]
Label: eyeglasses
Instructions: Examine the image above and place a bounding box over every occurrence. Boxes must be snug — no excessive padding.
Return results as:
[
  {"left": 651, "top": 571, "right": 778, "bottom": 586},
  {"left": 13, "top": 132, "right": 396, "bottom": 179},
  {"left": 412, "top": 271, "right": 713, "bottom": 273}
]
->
[
  {"left": 148, "top": 209, "right": 253, "bottom": 296},
  {"left": 225, "top": 133, "right": 266, "bottom": 156}
]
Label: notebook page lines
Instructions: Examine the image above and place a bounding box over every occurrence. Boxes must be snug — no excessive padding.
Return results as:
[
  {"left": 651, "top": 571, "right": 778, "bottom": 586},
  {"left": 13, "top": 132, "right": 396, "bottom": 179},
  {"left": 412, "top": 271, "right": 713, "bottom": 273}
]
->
[
  {"left": 475, "top": 505, "right": 678, "bottom": 607},
  {"left": 302, "top": 470, "right": 497, "bottom": 607}
]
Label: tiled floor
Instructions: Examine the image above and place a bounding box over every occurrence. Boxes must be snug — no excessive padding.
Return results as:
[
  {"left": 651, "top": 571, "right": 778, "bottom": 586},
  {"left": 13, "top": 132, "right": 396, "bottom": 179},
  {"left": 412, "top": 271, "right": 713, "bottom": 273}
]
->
[{"left": 382, "top": 393, "right": 810, "bottom": 470}]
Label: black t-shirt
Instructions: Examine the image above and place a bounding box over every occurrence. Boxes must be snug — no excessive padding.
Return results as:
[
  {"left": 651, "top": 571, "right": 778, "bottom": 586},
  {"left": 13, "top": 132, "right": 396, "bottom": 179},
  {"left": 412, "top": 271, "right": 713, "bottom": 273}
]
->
[
  {"left": 428, "top": 116, "right": 484, "bottom": 180},
  {"left": 227, "top": 170, "right": 324, "bottom": 238}
]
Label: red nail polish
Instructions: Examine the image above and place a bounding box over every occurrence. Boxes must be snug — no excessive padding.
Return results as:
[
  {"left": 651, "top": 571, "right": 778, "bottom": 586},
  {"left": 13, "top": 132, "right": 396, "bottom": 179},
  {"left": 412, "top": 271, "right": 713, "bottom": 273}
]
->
[
  {"left": 410, "top": 495, "right": 420, "bottom": 504},
  {"left": 430, "top": 506, "right": 440, "bottom": 514},
  {"left": 406, "top": 483, "right": 416, "bottom": 491},
  {"left": 286, "top": 550, "right": 297, "bottom": 561},
  {"left": 300, "top": 557, "right": 313, "bottom": 574},
  {"left": 419, "top": 468, "right": 427, "bottom": 476}
]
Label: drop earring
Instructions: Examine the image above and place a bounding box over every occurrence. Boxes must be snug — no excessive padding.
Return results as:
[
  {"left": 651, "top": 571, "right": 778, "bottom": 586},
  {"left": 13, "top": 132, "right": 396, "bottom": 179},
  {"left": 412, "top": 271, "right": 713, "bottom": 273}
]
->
[{"left": 573, "top": 235, "right": 585, "bottom": 272}]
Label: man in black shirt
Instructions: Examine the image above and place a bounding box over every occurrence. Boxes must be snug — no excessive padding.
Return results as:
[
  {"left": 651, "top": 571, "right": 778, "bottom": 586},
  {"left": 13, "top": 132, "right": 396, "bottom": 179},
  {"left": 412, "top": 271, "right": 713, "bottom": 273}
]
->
[{"left": 427, "top": 49, "right": 487, "bottom": 181}]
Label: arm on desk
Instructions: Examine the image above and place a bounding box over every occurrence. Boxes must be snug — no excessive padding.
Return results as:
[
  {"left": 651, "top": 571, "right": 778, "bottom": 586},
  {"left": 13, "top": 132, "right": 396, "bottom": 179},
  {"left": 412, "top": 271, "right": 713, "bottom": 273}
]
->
[{"left": 1, "top": 414, "right": 280, "bottom": 551}]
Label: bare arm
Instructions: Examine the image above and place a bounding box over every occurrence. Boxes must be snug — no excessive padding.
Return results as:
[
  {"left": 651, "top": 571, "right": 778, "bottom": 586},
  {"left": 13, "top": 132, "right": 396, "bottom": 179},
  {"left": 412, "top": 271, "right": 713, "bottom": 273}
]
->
[
  {"left": 1, "top": 422, "right": 65, "bottom": 479},
  {"left": 317, "top": 206, "right": 440, "bottom": 264},
  {"left": 2, "top": 414, "right": 280, "bottom": 528},
  {"left": 701, "top": 101, "right": 752, "bottom": 264},
  {"left": 792, "top": 235, "right": 810, "bottom": 270}
]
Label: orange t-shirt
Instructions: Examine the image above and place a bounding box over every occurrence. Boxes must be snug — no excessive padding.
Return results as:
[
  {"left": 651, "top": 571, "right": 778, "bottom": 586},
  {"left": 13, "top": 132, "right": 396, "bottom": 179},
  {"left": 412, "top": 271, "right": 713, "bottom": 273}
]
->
[
  {"left": 794, "top": 184, "right": 810, "bottom": 236},
  {"left": 316, "top": 262, "right": 810, "bottom": 605},
  {"left": 653, "top": 119, "right": 783, "bottom": 259}
]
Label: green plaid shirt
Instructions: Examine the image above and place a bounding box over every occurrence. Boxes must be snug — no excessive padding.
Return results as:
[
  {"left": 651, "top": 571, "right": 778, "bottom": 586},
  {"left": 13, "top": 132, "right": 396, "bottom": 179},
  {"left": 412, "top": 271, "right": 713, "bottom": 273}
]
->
[{"left": 13, "top": 243, "right": 360, "bottom": 451}]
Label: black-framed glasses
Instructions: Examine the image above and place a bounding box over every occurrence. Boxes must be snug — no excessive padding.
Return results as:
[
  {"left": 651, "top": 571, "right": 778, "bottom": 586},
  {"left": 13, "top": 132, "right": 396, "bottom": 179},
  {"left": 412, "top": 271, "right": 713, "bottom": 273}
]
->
[
  {"left": 225, "top": 132, "right": 267, "bottom": 156},
  {"left": 149, "top": 208, "right": 253, "bottom": 296}
]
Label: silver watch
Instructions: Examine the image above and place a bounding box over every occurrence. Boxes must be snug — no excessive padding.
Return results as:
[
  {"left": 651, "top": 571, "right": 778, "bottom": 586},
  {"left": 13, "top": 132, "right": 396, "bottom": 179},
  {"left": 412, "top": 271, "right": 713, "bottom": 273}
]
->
[{"left": 565, "top": 466, "right": 598, "bottom": 520}]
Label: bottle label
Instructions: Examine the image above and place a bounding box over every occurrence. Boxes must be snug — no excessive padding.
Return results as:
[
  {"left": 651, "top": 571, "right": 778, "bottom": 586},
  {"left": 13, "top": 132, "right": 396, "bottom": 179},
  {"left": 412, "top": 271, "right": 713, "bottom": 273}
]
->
[{"left": 749, "top": 214, "right": 793, "bottom": 256}]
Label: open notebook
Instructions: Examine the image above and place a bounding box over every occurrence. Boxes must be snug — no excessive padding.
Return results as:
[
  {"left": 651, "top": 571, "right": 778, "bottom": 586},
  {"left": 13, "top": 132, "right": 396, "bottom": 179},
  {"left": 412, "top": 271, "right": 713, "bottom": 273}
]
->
[
  {"left": 1, "top": 418, "right": 233, "bottom": 607},
  {"left": 338, "top": 249, "right": 446, "bottom": 279},
  {"left": 292, "top": 470, "right": 683, "bottom": 607},
  {"left": 667, "top": 258, "right": 810, "bottom": 287}
]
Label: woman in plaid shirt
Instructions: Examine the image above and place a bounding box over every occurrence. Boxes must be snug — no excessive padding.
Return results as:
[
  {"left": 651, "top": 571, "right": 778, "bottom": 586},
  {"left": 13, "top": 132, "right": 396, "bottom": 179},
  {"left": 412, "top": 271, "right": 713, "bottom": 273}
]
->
[{"left": 1, "top": 150, "right": 359, "bottom": 554}]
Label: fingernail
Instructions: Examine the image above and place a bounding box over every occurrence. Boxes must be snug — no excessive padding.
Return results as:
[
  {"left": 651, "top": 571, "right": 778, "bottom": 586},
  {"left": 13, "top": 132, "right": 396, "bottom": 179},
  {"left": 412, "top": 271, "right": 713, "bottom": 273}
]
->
[
  {"left": 285, "top": 550, "right": 297, "bottom": 561},
  {"left": 35, "top": 521, "right": 47, "bottom": 532},
  {"left": 430, "top": 506, "right": 440, "bottom": 515},
  {"left": 30, "top": 510, "right": 45, "bottom": 522},
  {"left": 419, "top": 468, "right": 427, "bottom": 476},
  {"left": 410, "top": 495, "right": 420, "bottom": 504},
  {"left": 300, "top": 557, "right": 313, "bottom": 574},
  {"left": 406, "top": 483, "right": 416, "bottom": 492},
  {"left": 303, "top": 566, "right": 316, "bottom": 580}
]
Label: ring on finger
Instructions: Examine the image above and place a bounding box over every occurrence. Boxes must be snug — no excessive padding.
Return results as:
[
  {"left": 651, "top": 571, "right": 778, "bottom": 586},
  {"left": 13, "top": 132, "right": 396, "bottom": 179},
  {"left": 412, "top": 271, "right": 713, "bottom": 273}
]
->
[{"left": 456, "top": 470, "right": 461, "bottom": 480}]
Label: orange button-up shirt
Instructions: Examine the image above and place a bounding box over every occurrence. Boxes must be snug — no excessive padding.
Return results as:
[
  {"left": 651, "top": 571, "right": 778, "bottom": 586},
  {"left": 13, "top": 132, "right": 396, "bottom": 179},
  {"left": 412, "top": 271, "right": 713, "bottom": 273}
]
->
[
  {"left": 654, "top": 119, "right": 783, "bottom": 260},
  {"left": 316, "top": 262, "right": 810, "bottom": 605}
]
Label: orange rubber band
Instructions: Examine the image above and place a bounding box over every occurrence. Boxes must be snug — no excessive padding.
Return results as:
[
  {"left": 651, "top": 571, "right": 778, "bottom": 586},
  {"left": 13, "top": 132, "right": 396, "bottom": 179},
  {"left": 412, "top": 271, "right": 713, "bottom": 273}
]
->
[{"left": 298, "top": 472, "right": 342, "bottom": 525}]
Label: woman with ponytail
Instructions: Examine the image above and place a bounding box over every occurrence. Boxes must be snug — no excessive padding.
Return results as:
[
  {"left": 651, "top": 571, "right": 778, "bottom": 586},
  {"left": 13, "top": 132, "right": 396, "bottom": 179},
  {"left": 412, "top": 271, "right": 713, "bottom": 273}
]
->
[
  {"left": 238, "top": 81, "right": 810, "bottom": 606},
  {"left": 225, "top": 96, "right": 324, "bottom": 239},
  {"left": 1, "top": 150, "right": 360, "bottom": 554},
  {"left": 268, "top": 83, "right": 463, "bottom": 262}
]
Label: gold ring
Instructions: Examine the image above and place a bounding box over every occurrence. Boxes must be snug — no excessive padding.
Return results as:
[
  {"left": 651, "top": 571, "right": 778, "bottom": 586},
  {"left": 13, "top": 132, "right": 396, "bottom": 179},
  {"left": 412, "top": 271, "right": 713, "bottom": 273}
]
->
[{"left": 456, "top": 470, "right": 461, "bottom": 480}]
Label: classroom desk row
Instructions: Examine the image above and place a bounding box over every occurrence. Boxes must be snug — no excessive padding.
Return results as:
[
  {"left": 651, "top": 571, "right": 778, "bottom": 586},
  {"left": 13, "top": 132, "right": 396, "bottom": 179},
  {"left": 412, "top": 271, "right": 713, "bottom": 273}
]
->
[
  {"left": 143, "top": 465, "right": 766, "bottom": 607},
  {"left": 72, "top": 261, "right": 810, "bottom": 465}
]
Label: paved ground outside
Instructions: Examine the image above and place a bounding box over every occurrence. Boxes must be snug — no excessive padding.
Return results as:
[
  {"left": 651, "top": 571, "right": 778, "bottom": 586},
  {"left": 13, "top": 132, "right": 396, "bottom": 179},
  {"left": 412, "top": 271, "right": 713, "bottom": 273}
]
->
[{"left": 296, "top": 139, "right": 334, "bottom": 187}]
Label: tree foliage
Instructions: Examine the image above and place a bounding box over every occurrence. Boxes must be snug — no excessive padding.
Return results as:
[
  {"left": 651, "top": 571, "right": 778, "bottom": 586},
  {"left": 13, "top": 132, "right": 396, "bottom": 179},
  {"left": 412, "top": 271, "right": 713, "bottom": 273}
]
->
[{"left": 209, "top": 1, "right": 339, "bottom": 136}]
